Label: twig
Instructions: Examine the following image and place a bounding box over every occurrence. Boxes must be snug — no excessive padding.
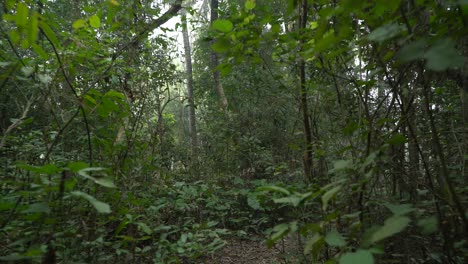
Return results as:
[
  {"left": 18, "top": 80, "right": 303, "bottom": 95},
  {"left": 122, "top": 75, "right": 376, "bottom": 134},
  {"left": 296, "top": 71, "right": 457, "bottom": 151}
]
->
[{"left": 0, "top": 96, "right": 34, "bottom": 149}]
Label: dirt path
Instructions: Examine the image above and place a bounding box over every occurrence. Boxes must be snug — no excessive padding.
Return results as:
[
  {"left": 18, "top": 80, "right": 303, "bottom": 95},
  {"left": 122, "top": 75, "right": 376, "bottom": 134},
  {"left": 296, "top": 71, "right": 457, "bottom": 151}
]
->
[{"left": 201, "top": 237, "right": 300, "bottom": 264}]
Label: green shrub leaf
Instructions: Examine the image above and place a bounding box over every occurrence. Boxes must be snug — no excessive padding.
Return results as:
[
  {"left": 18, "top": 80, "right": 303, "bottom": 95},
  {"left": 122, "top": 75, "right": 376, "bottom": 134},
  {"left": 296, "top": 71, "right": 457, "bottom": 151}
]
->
[
  {"left": 325, "top": 229, "right": 347, "bottom": 247},
  {"left": 340, "top": 249, "right": 374, "bottom": 264},
  {"left": 212, "top": 19, "right": 233, "bottom": 33},
  {"left": 371, "top": 216, "right": 410, "bottom": 243},
  {"left": 71, "top": 191, "right": 111, "bottom": 214}
]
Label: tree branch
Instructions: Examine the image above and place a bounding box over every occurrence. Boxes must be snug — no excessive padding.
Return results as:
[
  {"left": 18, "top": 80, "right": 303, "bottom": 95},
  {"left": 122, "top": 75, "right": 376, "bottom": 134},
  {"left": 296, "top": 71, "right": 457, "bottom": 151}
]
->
[{"left": 112, "top": 0, "right": 183, "bottom": 60}]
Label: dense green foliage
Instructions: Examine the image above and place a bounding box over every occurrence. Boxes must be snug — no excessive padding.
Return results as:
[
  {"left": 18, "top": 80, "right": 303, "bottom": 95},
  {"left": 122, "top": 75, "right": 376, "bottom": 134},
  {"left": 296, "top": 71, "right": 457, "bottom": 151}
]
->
[{"left": 1, "top": 0, "right": 467, "bottom": 263}]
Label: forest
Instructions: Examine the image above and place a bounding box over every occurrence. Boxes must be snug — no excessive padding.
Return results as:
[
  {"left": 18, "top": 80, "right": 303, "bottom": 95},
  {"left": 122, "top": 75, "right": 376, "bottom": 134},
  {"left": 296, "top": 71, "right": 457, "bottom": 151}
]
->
[{"left": 0, "top": 0, "right": 467, "bottom": 263}]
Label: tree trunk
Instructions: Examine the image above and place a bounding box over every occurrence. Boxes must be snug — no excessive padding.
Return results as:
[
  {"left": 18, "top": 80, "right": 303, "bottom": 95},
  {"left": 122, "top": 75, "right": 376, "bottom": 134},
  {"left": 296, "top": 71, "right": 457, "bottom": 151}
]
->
[
  {"left": 210, "top": 0, "right": 228, "bottom": 111},
  {"left": 182, "top": 7, "right": 198, "bottom": 160},
  {"left": 298, "top": 0, "right": 313, "bottom": 182}
]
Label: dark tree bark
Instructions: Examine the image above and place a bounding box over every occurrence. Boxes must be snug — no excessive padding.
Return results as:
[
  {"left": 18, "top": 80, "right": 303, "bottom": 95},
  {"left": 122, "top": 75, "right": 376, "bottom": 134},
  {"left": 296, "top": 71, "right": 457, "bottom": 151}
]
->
[{"left": 298, "top": 0, "right": 313, "bottom": 182}]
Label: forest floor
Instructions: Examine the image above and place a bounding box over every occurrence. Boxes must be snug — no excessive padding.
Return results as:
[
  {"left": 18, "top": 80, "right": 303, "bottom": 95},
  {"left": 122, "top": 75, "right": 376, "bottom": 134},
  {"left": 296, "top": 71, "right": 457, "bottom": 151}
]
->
[{"left": 201, "top": 236, "right": 301, "bottom": 264}]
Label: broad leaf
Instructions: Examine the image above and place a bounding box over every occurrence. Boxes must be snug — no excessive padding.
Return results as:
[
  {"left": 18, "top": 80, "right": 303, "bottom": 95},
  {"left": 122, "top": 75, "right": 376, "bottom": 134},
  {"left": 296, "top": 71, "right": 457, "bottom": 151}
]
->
[
  {"left": 245, "top": 0, "right": 256, "bottom": 10},
  {"left": 72, "top": 19, "right": 87, "bottom": 29},
  {"left": 424, "top": 39, "right": 464, "bottom": 71},
  {"left": 89, "top": 15, "right": 100, "bottom": 29},
  {"left": 332, "top": 160, "right": 352, "bottom": 171},
  {"left": 78, "top": 167, "right": 116, "bottom": 188},
  {"left": 39, "top": 21, "right": 60, "bottom": 48},
  {"left": 67, "top": 161, "right": 89, "bottom": 172},
  {"left": 367, "top": 23, "right": 405, "bottom": 42},
  {"left": 340, "top": 249, "right": 374, "bottom": 264},
  {"left": 268, "top": 223, "right": 290, "bottom": 247},
  {"left": 16, "top": 3, "right": 28, "bottom": 27},
  {"left": 212, "top": 19, "right": 233, "bottom": 33},
  {"left": 370, "top": 216, "right": 410, "bottom": 243},
  {"left": 71, "top": 191, "right": 111, "bottom": 214},
  {"left": 247, "top": 195, "right": 261, "bottom": 210},
  {"left": 325, "top": 229, "right": 347, "bottom": 247},
  {"left": 32, "top": 43, "right": 48, "bottom": 59},
  {"left": 138, "top": 222, "right": 153, "bottom": 235},
  {"left": 322, "top": 185, "right": 341, "bottom": 210},
  {"left": 417, "top": 216, "right": 438, "bottom": 234},
  {"left": 257, "top": 185, "right": 290, "bottom": 195},
  {"left": 388, "top": 134, "right": 406, "bottom": 145},
  {"left": 397, "top": 39, "right": 427, "bottom": 63},
  {"left": 304, "top": 233, "right": 324, "bottom": 257},
  {"left": 274, "top": 195, "right": 302, "bottom": 207},
  {"left": 384, "top": 203, "right": 414, "bottom": 215},
  {"left": 28, "top": 12, "right": 38, "bottom": 44},
  {"left": 18, "top": 164, "right": 61, "bottom": 175},
  {"left": 22, "top": 202, "right": 50, "bottom": 214},
  {"left": 211, "top": 38, "right": 230, "bottom": 53}
]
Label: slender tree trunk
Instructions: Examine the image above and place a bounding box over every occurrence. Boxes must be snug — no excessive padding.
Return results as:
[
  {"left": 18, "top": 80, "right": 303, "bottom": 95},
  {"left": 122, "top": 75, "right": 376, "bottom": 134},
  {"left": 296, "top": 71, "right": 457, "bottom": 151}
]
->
[
  {"left": 407, "top": 93, "right": 420, "bottom": 201},
  {"left": 210, "top": 0, "right": 228, "bottom": 111},
  {"left": 181, "top": 7, "right": 198, "bottom": 160},
  {"left": 461, "top": 40, "right": 468, "bottom": 184},
  {"left": 298, "top": 0, "right": 313, "bottom": 182}
]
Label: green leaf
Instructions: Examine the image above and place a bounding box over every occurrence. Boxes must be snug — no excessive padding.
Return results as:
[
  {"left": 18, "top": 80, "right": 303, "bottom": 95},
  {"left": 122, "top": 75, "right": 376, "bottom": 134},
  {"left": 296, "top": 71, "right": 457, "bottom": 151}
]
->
[
  {"left": 20, "top": 38, "right": 30, "bottom": 49},
  {"left": 257, "top": 185, "right": 290, "bottom": 195},
  {"left": 417, "top": 216, "right": 438, "bottom": 234},
  {"left": 370, "top": 216, "right": 410, "bottom": 243},
  {"left": 387, "top": 133, "right": 406, "bottom": 145},
  {"left": 333, "top": 160, "right": 352, "bottom": 171},
  {"left": 67, "top": 161, "right": 89, "bottom": 172},
  {"left": 9, "top": 30, "right": 20, "bottom": 44},
  {"left": 340, "top": 249, "right": 374, "bottom": 264},
  {"left": 72, "top": 19, "right": 87, "bottom": 29},
  {"left": 16, "top": 2, "right": 28, "bottom": 27},
  {"left": 28, "top": 12, "right": 38, "bottom": 44},
  {"left": 274, "top": 195, "right": 302, "bottom": 207},
  {"left": 32, "top": 43, "right": 48, "bottom": 60},
  {"left": 304, "top": 233, "right": 324, "bottom": 257},
  {"left": 99, "top": 97, "right": 119, "bottom": 116},
  {"left": 212, "top": 19, "right": 233, "bottom": 33},
  {"left": 71, "top": 191, "right": 111, "bottom": 214},
  {"left": 322, "top": 185, "right": 341, "bottom": 210},
  {"left": 105, "top": 89, "right": 126, "bottom": 99},
  {"left": 271, "top": 24, "right": 281, "bottom": 33},
  {"left": 384, "top": 203, "right": 414, "bottom": 215},
  {"left": 424, "top": 38, "right": 465, "bottom": 71},
  {"left": 245, "top": 0, "right": 256, "bottom": 10},
  {"left": 211, "top": 38, "right": 231, "bottom": 53},
  {"left": 22, "top": 202, "right": 50, "bottom": 214},
  {"left": 325, "top": 229, "right": 347, "bottom": 247},
  {"left": 268, "top": 223, "right": 290, "bottom": 247},
  {"left": 5, "top": 0, "right": 15, "bottom": 10},
  {"left": 366, "top": 23, "right": 405, "bottom": 42},
  {"left": 89, "top": 15, "right": 101, "bottom": 28},
  {"left": 0, "top": 254, "right": 36, "bottom": 261},
  {"left": 397, "top": 39, "right": 427, "bottom": 63},
  {"left": 78, "top": 167, "right": 116, "bottom": 188},
  {"left": 138, "top": 222, "right": 153, "bottom": 235},
  {"left": 40, "top": 21, "right": 60, "bottom": 48},
  {"left": 247, "top": 195, "right": 261, "bottom": 210},
  {"left": 18, "top": 164, "right": 61, "bottom": 175}
]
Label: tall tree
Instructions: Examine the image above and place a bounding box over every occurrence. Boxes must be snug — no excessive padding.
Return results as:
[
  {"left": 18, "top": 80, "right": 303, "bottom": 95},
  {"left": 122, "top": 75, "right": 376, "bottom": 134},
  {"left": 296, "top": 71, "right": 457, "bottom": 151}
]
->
[
  {"left": 181, "top": 4, "right": 198, "bottom": 160},
  {"left": 210, "top": 0, "right": 228, "bottom": 111},
  {"left": 298, "top": 0, "right": 313, "bottom": 182}
]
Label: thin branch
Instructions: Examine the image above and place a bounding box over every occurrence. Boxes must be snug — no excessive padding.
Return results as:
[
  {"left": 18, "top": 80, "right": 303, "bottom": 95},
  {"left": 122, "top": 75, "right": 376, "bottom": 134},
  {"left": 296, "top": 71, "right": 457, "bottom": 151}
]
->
[
  {"left": 0, "top": 96, "right": 34, "bottom": 149},
  {"left": 40, "top": 27, "right": 93, "bottom": 165}
]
